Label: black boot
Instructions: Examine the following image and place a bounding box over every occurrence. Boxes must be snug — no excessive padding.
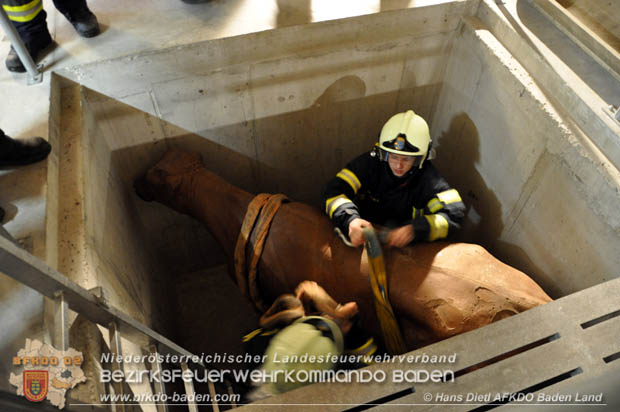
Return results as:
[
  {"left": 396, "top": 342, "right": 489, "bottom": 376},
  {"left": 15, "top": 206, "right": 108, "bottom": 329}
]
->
[
  {"left": 62, "top": 6, "right": 100, "bottom": 38},
  {"left": 5, "top": 31, "right": 53, "bottom": 73},
  {"left": 0, "top": 130, "right": 51, "bottom": 167}
]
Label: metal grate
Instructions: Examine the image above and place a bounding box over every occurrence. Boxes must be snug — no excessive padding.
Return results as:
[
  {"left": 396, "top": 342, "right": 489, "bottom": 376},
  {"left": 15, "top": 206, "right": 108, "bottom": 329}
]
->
[{"left": 239, "top": 276, "right": 620, "bottom": 411}]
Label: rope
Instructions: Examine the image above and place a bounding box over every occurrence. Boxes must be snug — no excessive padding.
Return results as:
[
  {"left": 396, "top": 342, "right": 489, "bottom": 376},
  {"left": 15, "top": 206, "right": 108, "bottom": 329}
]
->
[
  {"left": 234, "top": 193, "right": 288, "bottom": 312},
  {"left": 362, "top": 227, "right": 407, "bottom": 355}
]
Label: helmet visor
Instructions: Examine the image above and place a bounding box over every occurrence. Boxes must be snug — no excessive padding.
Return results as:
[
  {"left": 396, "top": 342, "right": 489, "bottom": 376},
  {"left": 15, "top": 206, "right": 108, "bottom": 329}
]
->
[{"left": 380, "top": 149, "right": 425, "bottom": 169}]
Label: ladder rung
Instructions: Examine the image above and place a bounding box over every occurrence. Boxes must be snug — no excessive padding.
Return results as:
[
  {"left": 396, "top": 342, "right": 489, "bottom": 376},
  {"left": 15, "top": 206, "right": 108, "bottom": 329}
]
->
[
  {"left": 53, "top": 291, "right": 69, "bottom": 351},
  {"left": 108, "top": 322, "right": 126, "bottom": 412},
  {"left": 181, "top": 362, "right": 201, "bottom": 412},
  {"left": 149, "top": 344, "right": 169, "bottom": 412}
]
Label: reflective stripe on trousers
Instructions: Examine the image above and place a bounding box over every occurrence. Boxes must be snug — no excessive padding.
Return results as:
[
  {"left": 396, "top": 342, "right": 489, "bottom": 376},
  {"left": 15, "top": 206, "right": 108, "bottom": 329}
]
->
[{"left": 2, "top": 0, "right": 43, "bottom": 22}]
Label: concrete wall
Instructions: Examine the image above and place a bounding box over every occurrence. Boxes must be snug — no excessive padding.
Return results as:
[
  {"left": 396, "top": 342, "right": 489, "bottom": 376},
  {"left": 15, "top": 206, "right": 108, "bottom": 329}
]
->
[
  {"left": 80, "top": 88, "right": 176, "bottom": 330},
  {"left": 47, "top": 80, "right": 198, "bottom": 334},
  {"left": 431, "top": 16, "right": 620, "bottom": 297},
  {"left": 554, "top": 0, "right": 620, "bottom": 53}
]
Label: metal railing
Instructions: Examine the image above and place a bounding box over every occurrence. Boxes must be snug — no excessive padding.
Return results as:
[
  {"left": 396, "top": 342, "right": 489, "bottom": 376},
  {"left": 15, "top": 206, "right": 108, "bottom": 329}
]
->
[{"left": 0, "top": 233, "right": 232, "bottom": 411}]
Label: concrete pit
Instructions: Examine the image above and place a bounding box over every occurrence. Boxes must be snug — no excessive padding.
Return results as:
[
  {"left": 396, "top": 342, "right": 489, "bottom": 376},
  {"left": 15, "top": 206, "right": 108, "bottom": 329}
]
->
[{"left": 8, "top": 0, "right": 618, "bottom": 408}]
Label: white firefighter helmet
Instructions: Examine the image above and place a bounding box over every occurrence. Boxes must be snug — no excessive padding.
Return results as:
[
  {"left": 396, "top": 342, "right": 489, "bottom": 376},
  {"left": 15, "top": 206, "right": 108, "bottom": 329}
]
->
[
  {"left": 260, "top": 316, "right": 344, "bottom": 394},
  {"left": 378, "top": 110, "right": 432, "bottom": 168}
]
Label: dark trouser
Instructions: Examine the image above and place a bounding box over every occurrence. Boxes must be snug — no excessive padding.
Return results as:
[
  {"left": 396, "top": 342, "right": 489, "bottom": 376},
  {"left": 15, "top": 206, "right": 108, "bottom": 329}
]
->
[
  {"left": 51, "top": 0, "right": 88, "bottom": 17},
  {"left": 0, "top": 128, "right": 12, "bottom": 150},
  {"left": 3, "top": 0, "right": 88, "bottom": 44},
  {"left": 7, "top": 7, "right": 49, "bottom": 44}
]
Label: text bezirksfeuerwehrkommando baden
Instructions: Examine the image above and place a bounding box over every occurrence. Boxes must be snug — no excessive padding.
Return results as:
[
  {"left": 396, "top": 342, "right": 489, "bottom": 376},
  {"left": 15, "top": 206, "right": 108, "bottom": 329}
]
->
[{"left": 101, "top": 367, "right": 455, "bottom": 384}]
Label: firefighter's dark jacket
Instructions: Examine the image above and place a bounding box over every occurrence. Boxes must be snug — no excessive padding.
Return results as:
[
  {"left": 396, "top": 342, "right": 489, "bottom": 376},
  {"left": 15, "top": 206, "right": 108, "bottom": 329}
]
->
[{"left": 322, "top": 149, "right": 466, "bottom": 242}]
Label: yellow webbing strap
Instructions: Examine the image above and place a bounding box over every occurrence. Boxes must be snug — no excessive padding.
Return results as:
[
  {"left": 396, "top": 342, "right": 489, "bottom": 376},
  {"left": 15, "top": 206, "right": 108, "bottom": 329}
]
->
[
  {"left": 363, "top": 227, "right": 407, "bottom": 355},
  {"left": 234, "top": 193, "right": 288, "bottom": 312}
]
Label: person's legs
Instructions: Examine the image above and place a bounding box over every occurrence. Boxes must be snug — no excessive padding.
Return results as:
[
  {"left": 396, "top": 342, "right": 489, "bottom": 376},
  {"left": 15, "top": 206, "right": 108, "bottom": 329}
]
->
[
  {"left": 51, "top": 0, "right": 99, "bottom": 37},
  {"left": 0, "top": 128, "right": 51, "bottom": 223},
  {"left": 2, "top": 0, "right": 53, "bottom": 72},
  {"left": 0, "top": 128, "right": 52, "bottom": 167}
]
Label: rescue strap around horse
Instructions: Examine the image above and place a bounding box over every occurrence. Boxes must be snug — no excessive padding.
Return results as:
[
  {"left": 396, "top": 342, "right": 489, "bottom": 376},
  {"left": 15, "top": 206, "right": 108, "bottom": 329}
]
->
[
  {"left": 234, "top": 193, "right": 288, "bottom": 312},
  {"left": 362, "top": 227, "right": 407, "bottom": 355}
]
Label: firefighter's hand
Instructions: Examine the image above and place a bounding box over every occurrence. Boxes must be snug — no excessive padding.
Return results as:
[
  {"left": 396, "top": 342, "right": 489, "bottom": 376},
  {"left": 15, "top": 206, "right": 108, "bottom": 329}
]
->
[
  {"left": 259, "top": 294, "right": 304, "bottom": 329},
  {"left": 348, "top": 218, "right": 373, "bottom": 247},
  {"left": 295, "top": 281, "right": 338, "bottom": 314},
  {"left": 295, "top": 281, "right": 359, "bottom": 333},
  {"left": 386, "top": 224, "right": 414, "bottom": 247}
]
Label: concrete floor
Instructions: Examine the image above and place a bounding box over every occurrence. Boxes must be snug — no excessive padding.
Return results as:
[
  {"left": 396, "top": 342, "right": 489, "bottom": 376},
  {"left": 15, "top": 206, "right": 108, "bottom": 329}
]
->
[{"left": 0, "top": 0, "right": 455, "bottom": 254}]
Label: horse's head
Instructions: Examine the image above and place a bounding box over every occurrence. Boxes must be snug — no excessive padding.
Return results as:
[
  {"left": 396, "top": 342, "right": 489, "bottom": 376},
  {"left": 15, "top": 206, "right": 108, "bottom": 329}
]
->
[{"left": 134, "top": 149, "right": 204, "bottom": 213}]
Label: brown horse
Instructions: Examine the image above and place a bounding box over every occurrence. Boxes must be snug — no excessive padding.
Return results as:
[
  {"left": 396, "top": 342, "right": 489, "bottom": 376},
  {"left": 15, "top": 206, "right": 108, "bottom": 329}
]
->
[{"left": 135, "top": 149, "right": 551, "bottom": 351}]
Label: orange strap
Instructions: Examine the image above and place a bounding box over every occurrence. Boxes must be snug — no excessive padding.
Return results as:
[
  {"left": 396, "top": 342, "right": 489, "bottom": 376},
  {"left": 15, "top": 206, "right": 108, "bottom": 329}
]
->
[
  {"left": 234, "top": 194, "right": 270, "bottom": 297},
  {"left": 234, "top": 193, "right": 288, "bottom": 311}
]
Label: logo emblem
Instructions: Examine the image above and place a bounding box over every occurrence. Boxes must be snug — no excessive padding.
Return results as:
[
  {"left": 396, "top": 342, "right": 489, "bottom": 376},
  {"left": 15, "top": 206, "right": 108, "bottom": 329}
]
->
[
  {"left": 23, "top": 370, "right": 49, "bottom": 402},
  {"left": 11, "top": 339, "right": 86, "bottom": 409},
  {"left": 394, "top": 136, "right": 406, "bottom": 150}
]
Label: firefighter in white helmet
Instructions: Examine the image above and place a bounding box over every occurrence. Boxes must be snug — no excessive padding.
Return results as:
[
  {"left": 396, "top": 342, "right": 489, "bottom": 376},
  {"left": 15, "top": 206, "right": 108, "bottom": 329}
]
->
[
  {"left": 322, "top": 110, "right": 465, "bottom": 247},
  {"left": 241, "top": 281, "right": 377, "bottom": 400}
]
